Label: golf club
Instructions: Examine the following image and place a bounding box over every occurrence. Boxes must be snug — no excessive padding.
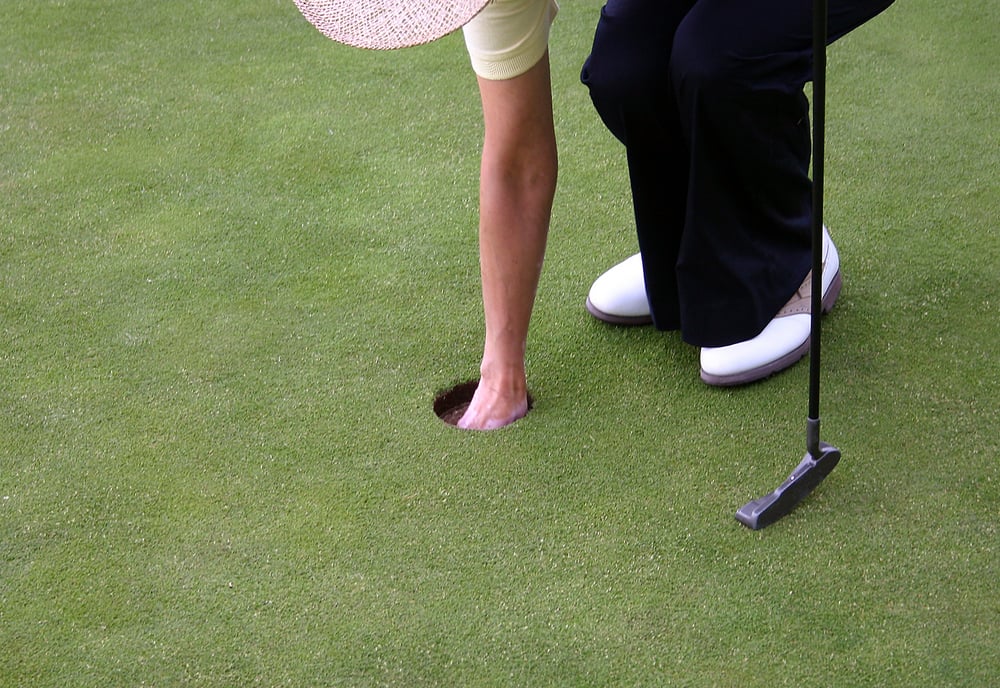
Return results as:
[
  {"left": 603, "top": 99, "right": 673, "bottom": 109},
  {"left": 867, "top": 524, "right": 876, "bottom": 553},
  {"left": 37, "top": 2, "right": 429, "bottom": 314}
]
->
[{"left": 735, "top": 0, "right": 841, "bottom": 530}]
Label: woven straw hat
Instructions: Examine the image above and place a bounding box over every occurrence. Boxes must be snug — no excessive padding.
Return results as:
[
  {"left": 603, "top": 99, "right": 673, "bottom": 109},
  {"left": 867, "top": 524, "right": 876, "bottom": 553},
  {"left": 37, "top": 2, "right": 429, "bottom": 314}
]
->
[{"left": 293, "top": 0, "right": 492, "bottom": 50}]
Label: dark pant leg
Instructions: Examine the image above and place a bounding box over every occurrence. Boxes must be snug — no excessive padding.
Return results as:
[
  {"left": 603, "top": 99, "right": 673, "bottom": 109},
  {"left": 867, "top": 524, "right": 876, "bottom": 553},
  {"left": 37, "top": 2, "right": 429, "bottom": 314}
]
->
[
  {"left": 581, "top": 0, "right": 695, "bottom": 331},
  {"left": 672, "top": 0, "right": 895, "bottom": 346}
]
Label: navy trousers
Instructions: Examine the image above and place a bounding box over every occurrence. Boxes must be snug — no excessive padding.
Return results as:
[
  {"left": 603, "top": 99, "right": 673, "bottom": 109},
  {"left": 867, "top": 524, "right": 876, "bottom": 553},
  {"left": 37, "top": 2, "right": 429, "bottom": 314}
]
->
[{"left": 581, "top": 0, "right": 894, "bottom": 346}]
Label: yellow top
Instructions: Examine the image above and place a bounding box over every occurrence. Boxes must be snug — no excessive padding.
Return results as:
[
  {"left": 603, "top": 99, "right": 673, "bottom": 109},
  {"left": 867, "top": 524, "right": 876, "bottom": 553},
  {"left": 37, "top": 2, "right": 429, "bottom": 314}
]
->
[{"left": 462, "top": 0, "right": 559, "bottom": 80}]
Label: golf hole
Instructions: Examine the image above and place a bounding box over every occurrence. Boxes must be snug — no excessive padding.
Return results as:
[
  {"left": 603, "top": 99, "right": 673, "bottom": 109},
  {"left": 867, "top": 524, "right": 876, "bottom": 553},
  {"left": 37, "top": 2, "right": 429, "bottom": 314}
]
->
[{"left": 433, "top": 379, "right": 533, "bottom": 427}]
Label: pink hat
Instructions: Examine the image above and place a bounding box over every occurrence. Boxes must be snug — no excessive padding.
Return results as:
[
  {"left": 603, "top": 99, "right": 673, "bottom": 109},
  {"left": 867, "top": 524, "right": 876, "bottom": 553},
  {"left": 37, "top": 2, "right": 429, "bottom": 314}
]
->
[{"left": 292, "top": 0, "right": 492, "bottom": 50}]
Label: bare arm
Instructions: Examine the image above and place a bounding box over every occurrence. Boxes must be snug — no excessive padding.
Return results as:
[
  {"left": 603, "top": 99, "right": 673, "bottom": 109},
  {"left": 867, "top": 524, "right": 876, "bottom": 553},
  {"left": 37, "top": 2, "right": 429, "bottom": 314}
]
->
[{"left": 457, "top": 53, "right": 557, "bottom": 430}]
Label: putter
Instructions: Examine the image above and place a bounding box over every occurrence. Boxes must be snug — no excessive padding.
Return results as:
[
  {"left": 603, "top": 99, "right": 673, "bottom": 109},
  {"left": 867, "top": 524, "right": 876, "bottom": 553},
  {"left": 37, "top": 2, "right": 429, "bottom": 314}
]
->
[{"left": 735, "top": 0, "right": 840, "bottom": 530}]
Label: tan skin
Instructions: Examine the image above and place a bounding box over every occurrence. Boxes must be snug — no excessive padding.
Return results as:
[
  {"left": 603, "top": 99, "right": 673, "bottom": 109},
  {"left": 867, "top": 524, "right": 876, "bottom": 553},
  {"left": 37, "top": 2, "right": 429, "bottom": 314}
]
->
[{"left": 457, "top": 53, "right": 557, "bottom": 430}]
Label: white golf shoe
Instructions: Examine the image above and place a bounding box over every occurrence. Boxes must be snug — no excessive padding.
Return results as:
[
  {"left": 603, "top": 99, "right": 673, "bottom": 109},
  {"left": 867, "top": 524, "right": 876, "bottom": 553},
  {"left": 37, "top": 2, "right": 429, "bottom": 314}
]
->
[
  {"left": 585, "top": 253, "right": 654, "bottom": 326},
  {"left": 700, "top": 228, "right": 842, "bottom": 386}
]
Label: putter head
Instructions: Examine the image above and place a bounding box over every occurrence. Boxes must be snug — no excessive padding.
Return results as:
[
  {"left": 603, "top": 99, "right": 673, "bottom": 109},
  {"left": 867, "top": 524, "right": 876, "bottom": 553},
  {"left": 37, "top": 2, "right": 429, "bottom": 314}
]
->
[{"left": 735, "top": 443, "right": 841, "bottom": 530}]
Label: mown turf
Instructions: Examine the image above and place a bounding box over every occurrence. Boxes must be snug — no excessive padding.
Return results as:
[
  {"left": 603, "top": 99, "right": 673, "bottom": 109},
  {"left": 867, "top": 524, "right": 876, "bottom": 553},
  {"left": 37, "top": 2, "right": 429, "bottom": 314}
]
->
[{"left": 2, "top": 1, "right": 997, "bottom": 686}]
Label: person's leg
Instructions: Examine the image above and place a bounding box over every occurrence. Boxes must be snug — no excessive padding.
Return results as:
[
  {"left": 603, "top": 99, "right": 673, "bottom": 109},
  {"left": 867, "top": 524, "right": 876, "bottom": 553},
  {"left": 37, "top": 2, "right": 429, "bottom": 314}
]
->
[
  {"left": 581, "top": 0, "right": 695, "bottom": 330},
  {"left": 670, "top": 0, "right": 894, "bottom": 385},
  {"left": 670, "top": 0, "right": 894, "bottom": 348},
  {"left": 581, "top": 0, "right": 893, "bottom": 384}
]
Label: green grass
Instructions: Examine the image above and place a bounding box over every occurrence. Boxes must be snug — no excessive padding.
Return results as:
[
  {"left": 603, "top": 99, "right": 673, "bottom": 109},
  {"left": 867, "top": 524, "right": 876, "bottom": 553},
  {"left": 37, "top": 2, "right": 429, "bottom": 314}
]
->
[{"left": 2, "top": 1, "right": 997, "bottom": 685}]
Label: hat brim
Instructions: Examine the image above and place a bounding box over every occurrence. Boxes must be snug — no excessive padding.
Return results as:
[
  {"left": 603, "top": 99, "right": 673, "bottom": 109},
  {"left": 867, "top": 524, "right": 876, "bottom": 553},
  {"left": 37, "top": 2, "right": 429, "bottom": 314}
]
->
[{"left": 293, "top": 0, "right": 492, "bottom": 50}]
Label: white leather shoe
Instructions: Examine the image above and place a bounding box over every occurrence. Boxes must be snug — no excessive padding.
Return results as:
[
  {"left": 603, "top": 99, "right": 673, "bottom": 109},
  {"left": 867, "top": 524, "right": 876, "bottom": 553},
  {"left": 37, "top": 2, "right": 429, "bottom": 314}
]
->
[
  {"left": 700, "top": 228, "right": 842, "bottom": 386},
  {"left": 585, "top": 253, "right": 654, "bottom": 325}
]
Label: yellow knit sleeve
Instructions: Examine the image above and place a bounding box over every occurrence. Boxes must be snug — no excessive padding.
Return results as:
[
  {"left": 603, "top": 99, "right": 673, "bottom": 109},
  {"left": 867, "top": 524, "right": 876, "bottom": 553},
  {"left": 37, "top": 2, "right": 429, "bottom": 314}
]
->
[{"left": 462, "top": 0, "right": 559, "bottom": 80}]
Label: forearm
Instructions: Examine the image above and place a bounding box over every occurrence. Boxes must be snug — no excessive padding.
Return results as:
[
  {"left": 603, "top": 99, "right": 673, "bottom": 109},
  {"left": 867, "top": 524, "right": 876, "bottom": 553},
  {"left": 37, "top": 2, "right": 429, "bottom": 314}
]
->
[{"left": 476, "top": 58, "right": 557, "bottom": 382}]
